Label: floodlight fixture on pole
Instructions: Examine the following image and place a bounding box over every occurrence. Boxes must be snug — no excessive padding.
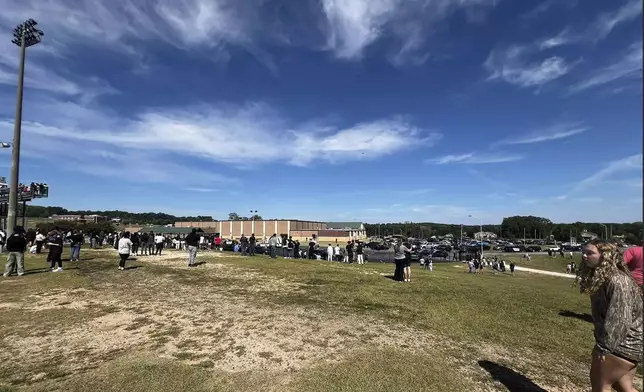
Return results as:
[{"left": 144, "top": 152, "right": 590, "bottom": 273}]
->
[
  {"left": 469, "top": 214, "right": 483, "bottom": 258},
  {"left": 6, "top": 19, "right": 44, "bottom": 237},
  {"left": 0, "top": 142, "right": 10, "bottom": 148}
]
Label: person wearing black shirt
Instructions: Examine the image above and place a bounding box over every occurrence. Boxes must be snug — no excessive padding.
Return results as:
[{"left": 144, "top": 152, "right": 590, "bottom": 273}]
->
[
  {"left": 308, "top": 240, "right": 316, "bottom": 259},
  {"left": 131, "top": 232, "right": 141, "bottom": 255},
  {"left": 249, "top": 234, "right": 256, "bottom": 256},
  {"left": 140, "top": 232, "right": 149, "bottom": 256},
  {"left": 240, "top": 234, "right": 249, "bottom": 256},
  {"left": 294, "top": 240, "right": 300, "bottom": 259},
  {"left": 345, "top": 242, "right": 354, "bottom": 264},
  {"left": 287, "top": 236, "right": 294, "bottom": 259},
  {"left": 69, "top": 230, "right": 84, "bottom": 262},
  {"left": 47, "top": 230, "right": 64, "bottom": 272},
  {"left": 184, "top": 228, "right": 200, "bottom": 267},
  {"left": 3, "top": 226, "right": 27, "bottom": 277},
  {"left": 356, "top": 242, "right": 364, "bottom": 264}
]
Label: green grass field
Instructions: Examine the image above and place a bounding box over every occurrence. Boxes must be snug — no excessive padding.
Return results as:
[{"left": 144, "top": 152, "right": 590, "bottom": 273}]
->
[
  {"left": 497, "top": 252, "right": 580, "bottom": 273},
  {"left": 0, "top": 249, "right": 639, "bottom": 392}
]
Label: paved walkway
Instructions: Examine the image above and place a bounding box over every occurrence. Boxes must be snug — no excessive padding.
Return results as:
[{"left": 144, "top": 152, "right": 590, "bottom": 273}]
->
[{"left": 514, "top": 266, "right": 574, "bottom": 279}]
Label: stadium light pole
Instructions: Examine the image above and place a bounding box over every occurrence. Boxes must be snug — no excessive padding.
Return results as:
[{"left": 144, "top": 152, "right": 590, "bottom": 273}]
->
[
  {"left": 7, "top": 19, "right": 44, "bottom": 237},
  {"left": 469, "top": 214, "right": 483, "bottom": 258}
]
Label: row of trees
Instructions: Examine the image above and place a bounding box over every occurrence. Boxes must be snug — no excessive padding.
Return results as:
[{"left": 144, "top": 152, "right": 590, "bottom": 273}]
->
[
  {"left": 364, "top": 216, "right": 643, "bottom": 245},
  {"left": 34, "top": 221, "right": 117, "bottom": 235},
  {"left": 228, "top": 212, "right": 263, "bottom": 221},
  {"left": 23, "top": 205, "right": 213, "bottom": 226}
]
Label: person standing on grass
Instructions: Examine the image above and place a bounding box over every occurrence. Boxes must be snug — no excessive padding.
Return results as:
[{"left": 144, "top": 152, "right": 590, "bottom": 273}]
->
[
  {"left": 3, "top": 226, "right": 27, "bottom": 277},
  {"left": 147, "top": 231, "right": 155, "bottom": 255},
  {"left": 268, "top": 234, "right": 278, "bottom": 258},
  {"left": 35, "top": 231, "right": 45, "bottom": 254},
  {"left": 327, "top": 244, "right": 333, "bottom": 261},
  {"left": 117, "top": 232, "right": 133, "bottom": 271},
  {"left": 393, "top": 241, "right": 408, "bottom": 282},
  {"left": 509, "top": 261, "right": 515, "bottom": 275},
  {"left": 576, "top": 239, "right": 643, "bottom": 392},
  {"left": 139, "top": 231, "right": 149, "bottom": 256},
  {"left": 184, "top": 228, "right": 200, "bottom": 267},
  {"left": 69, "top": 230, "right": 84, "bottom": 262},
  {"left": 47, "top": 230, "right": 64, "bottom": 272},
  {"left": 131, "top": 232, "right": 140, "bottom": 256},
  {"left": 356, "top": 242, "right": 364, "bottom": 264},
  {"left": 286, "top": 236, "right": 294, "bottom": 259},
  {"left": 308, "top": 240, "right": 316, "bottom": 259},
  {"left": 403, "top": 242, "right": 412, "bottom": 282},
  {"left": 154, "top": 232, "right": 164, "bottom": 255},
  {"left": 240, "top": 234, "right": 248, "bottom": 256},
  {"left": 622, "top": 246, "right": 642, "bottom": 289},
  {"left": 249, "top": 234, "right": 256, "bottom": 256}
]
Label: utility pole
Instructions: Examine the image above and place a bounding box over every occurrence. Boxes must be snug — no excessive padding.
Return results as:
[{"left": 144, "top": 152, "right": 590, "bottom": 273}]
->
[
  {"left": 7, "top": 19, "right": 43, "bottom": 237},
  {"left": 469, "top": 215, "right": 483, "bottom": 258}
]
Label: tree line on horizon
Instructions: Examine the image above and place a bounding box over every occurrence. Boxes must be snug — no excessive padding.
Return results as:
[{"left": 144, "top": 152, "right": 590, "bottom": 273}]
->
[{"left": 365, "top": 216, "right": 643, "bottom": 245}]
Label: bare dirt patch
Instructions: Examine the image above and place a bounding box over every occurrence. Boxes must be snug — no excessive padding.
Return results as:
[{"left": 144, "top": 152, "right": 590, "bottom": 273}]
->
[{"left": 0, "top": 253, "right": 595, "bottom": 391}]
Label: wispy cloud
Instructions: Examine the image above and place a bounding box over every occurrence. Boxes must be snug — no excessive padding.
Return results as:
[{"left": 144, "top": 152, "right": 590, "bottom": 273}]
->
[
  {"left": 1, "top": 98, "right": 440, "bottom": 170},
  {"left": 320, "top": 0, "right": 498, "bottom": 64},
  {"left": 573, "top": 154, "right": 643, "bottom": 191},
  {"left": 574, "top": 197, "right": 603, "bottom": 203},
  {"left": 537, "top": 28, "right": 574, "bottom": 49},
  {"left": 494, "top": 122, "right": 588, "bottom": 146},
  {"left": 591, "top": 0, "right": 642, "bottom": 41},
  {"left": 569, "top": 42, "right": 642, "bottom": 93},
  {"left": 484, "top": 45, "right": 573, "bottom": 88},
  {"left": 535, "top": 1, "right": 641, "bottom": 49},
  {"left": 521, "top": 0, "right": 577, "bottom": 20},
  {"left": 426, "top": 152, "right": 524, "bottom": 165},
  {"left": 396, "top": 188, "right": 434, "bottom": 196},
  {"left": 185, "top": 187, "right": 219, "bottom": 193}
]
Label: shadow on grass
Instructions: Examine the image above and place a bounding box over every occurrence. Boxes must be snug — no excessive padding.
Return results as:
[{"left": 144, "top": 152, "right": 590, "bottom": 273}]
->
[
  {"left": 192, "top": 262, "right": 207, "bottom": 267},
  {"left": 478, "top": 360, "right": 547, "bottom": 392},
  {"left": 25, "top": 268, "right": 53, "bottom": 275},
  {"left": 124, "top": 266, "right": 143, "bottom": 270},
  {"left": 558, "top": 310, "right": 593, "bottom": 323}
]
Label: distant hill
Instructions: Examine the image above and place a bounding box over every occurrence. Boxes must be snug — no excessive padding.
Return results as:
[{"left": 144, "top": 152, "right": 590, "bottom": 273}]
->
[{"left": 23, "top": 205, "right": 213, "bottom": 226}]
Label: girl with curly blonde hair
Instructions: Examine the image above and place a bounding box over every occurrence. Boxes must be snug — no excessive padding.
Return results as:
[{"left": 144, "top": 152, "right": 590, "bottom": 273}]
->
[{"left": 576, "top": 239, "right": 643, "bottom": 392}]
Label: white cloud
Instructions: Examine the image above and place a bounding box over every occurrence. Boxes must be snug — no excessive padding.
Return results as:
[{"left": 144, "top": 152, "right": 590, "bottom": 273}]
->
[
  {"left": 185, "top": 187, "right": 219, "bottom": 193},
  {"left": 574, "top": 197, "right": 603, "bottom": 203},
  {"left": 494, "top": 122, "right": 588, "bottom": 145},
  {"left": 320, "top": 0, "right": 498, "bottom": 63},
  {"left": 569, "top": 42, "right": 642, "bottom": 93},
  {"left": 537, "top": 28, "right": 574, "bottom": 49},
  {"left": 0, "top": 0, "right": 260, "bottom": 54},
  {"left": 0, "top": 40, "right": 117, "bottom": 100},
  {"left": 591, "top": 0, "right": 642, "bottom": 40},
  {"left": 574, "top": 154, "right": 643, "bottom": 191},
  {"left": 535, "top": 1, "right": 641, "bottom": 49},
  {"left": 484, "top": 45, "right": 572, "bottom": 87},
  {"left": 426, "top": 152, "right": 523, "bottom": 164},
  {"left": 1, "top": 98, "right": 439, "bottom": 170}
]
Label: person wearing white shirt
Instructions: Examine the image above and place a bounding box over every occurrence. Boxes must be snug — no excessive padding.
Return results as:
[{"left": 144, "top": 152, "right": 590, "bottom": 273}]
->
[
  {"left": 334, "top": 245, "right": 341, "bottom": 262},
  {"left": 326, "top": 244, "right": 333, "bottom": 261},
  {"left": 154, "top": 234, "right": 165, "bottom": 255},
  {"left": 117, "top": 232, "right": 133, "bottom": 271},
  {"left": 35, "top": 232, "right": 45, "bottom": 254}
]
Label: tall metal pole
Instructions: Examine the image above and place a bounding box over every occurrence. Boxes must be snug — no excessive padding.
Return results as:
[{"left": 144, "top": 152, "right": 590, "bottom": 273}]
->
[{"left": 6, "top": 32, "right": 26, "bottom": 237}]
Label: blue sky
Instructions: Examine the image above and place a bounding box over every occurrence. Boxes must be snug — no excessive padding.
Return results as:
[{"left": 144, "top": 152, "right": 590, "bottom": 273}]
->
[{"left": 0, "top": 0, "right": 641, "bottom": 224}]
